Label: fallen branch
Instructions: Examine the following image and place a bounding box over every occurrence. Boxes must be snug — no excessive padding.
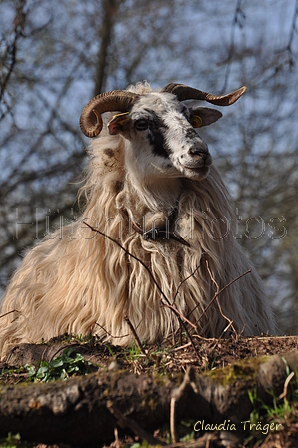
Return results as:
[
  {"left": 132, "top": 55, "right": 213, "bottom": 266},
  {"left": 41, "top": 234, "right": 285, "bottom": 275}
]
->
[{"left": 1, "top": 351, "right": 298, "bottom": 446}]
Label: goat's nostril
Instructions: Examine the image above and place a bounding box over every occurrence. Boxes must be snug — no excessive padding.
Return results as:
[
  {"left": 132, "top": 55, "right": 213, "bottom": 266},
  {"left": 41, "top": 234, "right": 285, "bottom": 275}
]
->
[
  {"left": 189, "top": 150, "right": 207, "bottom": 161},
  {"left": 183, "top": 149, "right": 212, "bottom": 169},
  {"left": 189, "top": 147, "right": 207, "bottom": 157}
]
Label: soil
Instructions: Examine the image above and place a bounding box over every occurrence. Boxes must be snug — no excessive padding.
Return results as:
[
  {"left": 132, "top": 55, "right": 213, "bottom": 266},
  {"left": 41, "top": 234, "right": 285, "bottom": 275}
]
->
[
  {"left": 1, "top": 334, "right": 298, "bottom": 448},
  {"left": 2, "top": 334, "right": 298, "bottom": 376}
]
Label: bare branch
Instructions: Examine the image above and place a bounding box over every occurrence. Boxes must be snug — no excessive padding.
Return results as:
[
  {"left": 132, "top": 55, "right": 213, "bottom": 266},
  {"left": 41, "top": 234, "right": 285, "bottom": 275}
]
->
[
  {"left": 82, "top": 221, "right": 171, "bottom": 306},
  {"left": 205, "top": 260, "right": 238, "bottom": 337},
  {"left": 276, "top": 0, "right": 298, "bottom": 67},
  {"left": 124, "top": 315, "right": 147, "bottom": 356},
  {"left": 194, "top": 267, "right": 252, "bottom": 326},
  {"left": 0, "top": 1, "right": 26, "bottom": 109},
  {"left": 0, "top": 310, "right": 21, "bottom": 320},
  {"left": 84, "top": 221, "right": 199, "bottom": 353},
  {"left": 222, "top": 0, "right": 245, "bottom": 92},
  {"left": 160, "top": 301, "right": 196, "bottom": 331},
  {"left": 171, "top": 261, "right": 202, "bottom": 306},
  {"left": 94, "top": 321, "right": 130, "bottom": 340}
]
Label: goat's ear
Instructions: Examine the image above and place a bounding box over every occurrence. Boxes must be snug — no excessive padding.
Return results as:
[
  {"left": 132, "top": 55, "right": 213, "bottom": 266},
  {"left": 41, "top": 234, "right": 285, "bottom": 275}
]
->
[
  {"left": 189, "top": 107, "right": 222, "bottom": 128},
  {"left": 108, "top": 112, "right": 130, "bottom": 135}
]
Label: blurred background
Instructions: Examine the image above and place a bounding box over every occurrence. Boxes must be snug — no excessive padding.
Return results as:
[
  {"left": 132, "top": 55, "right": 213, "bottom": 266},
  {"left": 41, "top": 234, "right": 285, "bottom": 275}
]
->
[{"left": 0, "top": 0, "right": 297, "bottom": 334}]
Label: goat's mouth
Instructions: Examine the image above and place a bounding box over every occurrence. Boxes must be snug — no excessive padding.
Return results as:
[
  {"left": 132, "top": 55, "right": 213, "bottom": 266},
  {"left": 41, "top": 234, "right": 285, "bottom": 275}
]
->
[
  {"left": 178, "top": 154, "right": 212, "bottom": 180},
  {"left": 178, "top": 162, "right": 210, "bottom": 180}
]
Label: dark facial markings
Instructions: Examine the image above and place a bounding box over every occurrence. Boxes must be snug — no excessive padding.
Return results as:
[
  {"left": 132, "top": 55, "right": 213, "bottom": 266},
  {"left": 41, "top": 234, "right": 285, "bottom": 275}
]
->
[
  {"left": 185, "top": 127, "right": 201, "bottom": 141},
  {"left": 148, "top": 125, "right": 170, "bottom": 158},
  {"left": 132, "top": 107, "right": 199, "bottom": 160},
  {"left": 135, "top": 110, "right": 171, "bottom": 159}
]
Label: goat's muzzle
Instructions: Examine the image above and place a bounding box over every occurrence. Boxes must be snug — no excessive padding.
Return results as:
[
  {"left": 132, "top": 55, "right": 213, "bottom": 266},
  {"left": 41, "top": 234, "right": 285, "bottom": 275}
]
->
[
  {"left": 177, "top": 142, "right": 212, "bottom": 180},
  {"left": 188, "top": 146, "right": 212, "bottom": 168}
]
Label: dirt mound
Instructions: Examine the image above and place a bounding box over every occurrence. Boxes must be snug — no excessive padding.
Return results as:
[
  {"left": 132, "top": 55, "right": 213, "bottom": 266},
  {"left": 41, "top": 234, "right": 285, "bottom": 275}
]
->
[{"left": 2, "top": 334, "right": 298, "bottom": 374}]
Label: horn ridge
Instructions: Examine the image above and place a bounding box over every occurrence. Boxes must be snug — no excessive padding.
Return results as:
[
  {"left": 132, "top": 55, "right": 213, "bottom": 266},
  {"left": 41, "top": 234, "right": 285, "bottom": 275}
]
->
[
  {"left": 161, "top": 83, "right": 247, "bottom": 106},
  {"left": 80, "top": 90, "right": 139, "bottom": 138}
]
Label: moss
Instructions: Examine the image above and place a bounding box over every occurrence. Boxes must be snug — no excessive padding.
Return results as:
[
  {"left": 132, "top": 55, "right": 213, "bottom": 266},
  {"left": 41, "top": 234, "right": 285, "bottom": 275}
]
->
[
  {"left": 152, "top": 370, "right": 179, "bottom": 386},
  {"left": 146, "top": 395, "right": 159, "bottom": 411},
  {"left": 204, "top": 355, "right": 270, "bottom": 387}
]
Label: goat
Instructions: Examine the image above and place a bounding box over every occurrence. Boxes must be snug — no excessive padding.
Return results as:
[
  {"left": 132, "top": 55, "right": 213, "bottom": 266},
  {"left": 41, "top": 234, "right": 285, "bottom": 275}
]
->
[{"left": 0, "top": 81, "right": 276, "bottom": 358}]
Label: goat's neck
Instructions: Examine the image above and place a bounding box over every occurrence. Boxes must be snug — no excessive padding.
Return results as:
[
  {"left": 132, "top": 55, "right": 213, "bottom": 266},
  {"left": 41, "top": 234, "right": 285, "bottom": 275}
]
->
[{"left": 124, "top": 171, "right": 181, "bottom": 231}]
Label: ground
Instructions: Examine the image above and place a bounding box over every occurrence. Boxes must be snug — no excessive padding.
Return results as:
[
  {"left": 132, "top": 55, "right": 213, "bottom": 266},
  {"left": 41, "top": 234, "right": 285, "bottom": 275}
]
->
[
  {"left": 2, "top": 333, "right": 298, "bottom": 377},
  {"left": 1, "top": 334, "right": 298, "bottom": 447}
]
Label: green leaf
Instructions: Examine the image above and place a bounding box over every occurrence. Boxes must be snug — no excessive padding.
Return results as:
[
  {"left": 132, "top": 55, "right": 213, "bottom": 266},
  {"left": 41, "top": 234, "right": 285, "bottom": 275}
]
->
[
  {"left": 26, "top": 365, "right": 36, "bottom": 377},
  {"left": 36, "top": 366, "right": 48, "bottom": 379},
  {"left": 50, "top": 358, "right": 64, "bottom": 368}
]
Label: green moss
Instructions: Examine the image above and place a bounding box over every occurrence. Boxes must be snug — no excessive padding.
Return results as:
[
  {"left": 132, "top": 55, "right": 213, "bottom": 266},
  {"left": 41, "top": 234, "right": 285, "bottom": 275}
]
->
[
  {"left": 152, "top": 370, "right": 179, "bottom": 385},
  {"left": 147, "top": 395, "right": 159, "bottom": 411},
  {"left": 204, "top": 355, "right": 269, "bottom": 387}
]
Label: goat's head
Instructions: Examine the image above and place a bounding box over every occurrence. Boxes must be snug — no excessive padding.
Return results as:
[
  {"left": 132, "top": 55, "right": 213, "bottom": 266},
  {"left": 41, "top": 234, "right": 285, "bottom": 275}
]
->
[{"left": 80, "top": 83, "right": 246, "bottom": 181}]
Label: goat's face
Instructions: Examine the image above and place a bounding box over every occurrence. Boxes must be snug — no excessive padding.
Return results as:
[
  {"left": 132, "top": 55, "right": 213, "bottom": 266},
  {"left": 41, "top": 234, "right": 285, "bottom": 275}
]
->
[
  {"left": 108, "top": 93, "right": 222, "bottom": 181},
  {"left": 80, "top": 83, "right": 246, "bottom": 182}
]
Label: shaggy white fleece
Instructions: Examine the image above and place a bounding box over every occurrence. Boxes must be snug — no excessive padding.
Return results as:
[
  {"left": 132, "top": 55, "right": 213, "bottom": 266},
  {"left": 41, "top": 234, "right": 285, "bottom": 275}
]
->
[{"left": 0, "top": 83, "right": 276, "bottom": 358}]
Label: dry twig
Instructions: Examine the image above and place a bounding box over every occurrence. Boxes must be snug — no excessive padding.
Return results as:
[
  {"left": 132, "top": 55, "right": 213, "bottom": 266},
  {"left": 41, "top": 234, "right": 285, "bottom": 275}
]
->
[
  {"left": 83, "top": 221, "right": 170, "bottom": 305},
  {"left": 170, "top": 396, "right": 177, "bottom": 444},
  {"left": 95, "top": 321, "right": 130, "bottom": 339},
  {"left": 172, "top": 262, "right": 202, "bottom": 305},
  {"left": 160, "top": 301, "right": 196, "bottom": 331},
  {"left": 194, "top": 267, "right": 252, "bottom": 327},
  {"left": 0, "top": 310, "right": 21, "bottom": 319},
  {"left": 222, "top": 0, "right": 245, "bottom": 92},
  {"left": 279, "top": 371, "right": 295, "bottom": 402},
  {"left": 170, "top": 367, "right": 198, "bottom": 444},
  {"left": 82, "top": 221, "right": 250, "bottom": 358},
  {"left": 83, "top": 221, "right": 196, "bottom": 346},
  {"left": 124, "top": 315, "right": 147, "bottom": 356},
  {"left": 205, "top": 260, "right": 238, "bottom": 337}
]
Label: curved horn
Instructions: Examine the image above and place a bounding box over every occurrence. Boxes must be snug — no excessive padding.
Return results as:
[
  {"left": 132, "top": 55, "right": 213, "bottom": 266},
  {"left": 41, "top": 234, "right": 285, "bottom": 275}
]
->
[
  {"left": 160, "top": 83, "right": 247, "bottom": 106},
  {"left": 80, "top": 90, "right": 139, "bottom": 138}
]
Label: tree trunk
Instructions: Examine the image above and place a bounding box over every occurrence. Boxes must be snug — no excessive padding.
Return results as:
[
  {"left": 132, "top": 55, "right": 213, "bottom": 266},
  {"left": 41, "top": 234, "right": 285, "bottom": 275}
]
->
[
  {"left": 94, "top": 0, "right": 121, "bottom": 95},
  {"left": 1, "top": 351, "right": 298, "bottom": 447}
]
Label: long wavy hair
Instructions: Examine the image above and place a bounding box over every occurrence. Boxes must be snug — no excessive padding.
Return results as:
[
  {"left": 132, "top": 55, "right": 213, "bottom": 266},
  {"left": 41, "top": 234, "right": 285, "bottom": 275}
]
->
[{"left": 0, "top": 83, "right": 275, "bottom": 358}]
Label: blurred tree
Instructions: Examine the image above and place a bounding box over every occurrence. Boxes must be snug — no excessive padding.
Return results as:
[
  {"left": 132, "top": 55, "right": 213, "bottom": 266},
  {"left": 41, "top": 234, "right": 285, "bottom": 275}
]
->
[
  {"left": 211, "top": 0, "right": 298, "bottom": 333},
  {"left": 0, "top": 0, "right": 298, "bottom": 333},
  {"left": 0, "top": 0, "right": 190, "bottom": 288}
]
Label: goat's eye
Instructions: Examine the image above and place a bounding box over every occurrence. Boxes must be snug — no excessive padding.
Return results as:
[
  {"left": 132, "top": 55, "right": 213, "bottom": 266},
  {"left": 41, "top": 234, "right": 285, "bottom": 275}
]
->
[{"left": 135, "top": 119, "right": 149, "bottom": 131}]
